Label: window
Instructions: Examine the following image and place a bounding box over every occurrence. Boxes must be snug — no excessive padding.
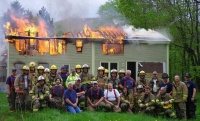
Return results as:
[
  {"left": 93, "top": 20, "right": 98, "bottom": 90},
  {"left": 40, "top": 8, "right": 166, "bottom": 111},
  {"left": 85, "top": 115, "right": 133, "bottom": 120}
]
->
[
  {"left": 100, "top": 62, "right": 118, "bottom": 74},
  {"left": 110, "top": 63, "right": 118, "bottom": 70},
  {"left": 101, "top": 62, "right": 108, "bottom": 69},
  {"left": 102, "top": 44, "right": 124, "bottom": 55}
]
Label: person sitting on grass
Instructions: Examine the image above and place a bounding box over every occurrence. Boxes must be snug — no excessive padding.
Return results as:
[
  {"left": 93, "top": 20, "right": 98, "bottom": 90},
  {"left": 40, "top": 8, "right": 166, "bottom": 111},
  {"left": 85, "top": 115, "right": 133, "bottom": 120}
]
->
[{"left": 64, "top": 82, "right": 81, "bottom": 114}]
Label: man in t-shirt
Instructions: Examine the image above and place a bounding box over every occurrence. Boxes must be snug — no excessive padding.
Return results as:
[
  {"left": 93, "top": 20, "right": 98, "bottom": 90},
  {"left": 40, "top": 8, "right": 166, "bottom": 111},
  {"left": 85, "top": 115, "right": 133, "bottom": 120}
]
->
[
  {"left": 64, "top": 82, "right": 81, "bottom": 114},
  {"left": 160, "top": 73, "right": 172, "bottom": 95},
  {"left": 104, "top": 83, "right": 121, "bottom": 112},
  {"left": 184, "top": 73, "right": 196, "bottom": 119},
  {"left": 87, "top": 81, "right": 105, "bottom": 111}
]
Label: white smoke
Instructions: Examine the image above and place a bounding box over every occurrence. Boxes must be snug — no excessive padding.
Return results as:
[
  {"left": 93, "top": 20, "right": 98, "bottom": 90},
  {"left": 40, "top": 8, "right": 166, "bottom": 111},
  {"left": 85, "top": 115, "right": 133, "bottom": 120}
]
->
[{"left": 122, "top": 25, "right": 171, "bottom": 41}]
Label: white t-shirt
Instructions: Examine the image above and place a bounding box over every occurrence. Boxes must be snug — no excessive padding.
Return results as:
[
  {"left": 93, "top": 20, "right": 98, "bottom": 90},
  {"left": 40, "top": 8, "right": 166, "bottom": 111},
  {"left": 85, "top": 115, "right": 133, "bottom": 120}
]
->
[
  {"left": 153, "top": 79, "right": 157, "bottom": 92},
  {"left": 104, "top": 89, "right": 120, "bottom": 101},
  {"left": 24, "top": 75, "right": 28, "bottom": 89}
]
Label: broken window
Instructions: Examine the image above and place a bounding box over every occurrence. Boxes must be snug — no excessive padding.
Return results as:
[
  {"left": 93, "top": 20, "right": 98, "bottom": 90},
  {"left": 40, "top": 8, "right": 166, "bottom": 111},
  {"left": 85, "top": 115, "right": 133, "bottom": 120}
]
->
[{"left": 102, "top": 44, "right": 124, "bottom": 55}]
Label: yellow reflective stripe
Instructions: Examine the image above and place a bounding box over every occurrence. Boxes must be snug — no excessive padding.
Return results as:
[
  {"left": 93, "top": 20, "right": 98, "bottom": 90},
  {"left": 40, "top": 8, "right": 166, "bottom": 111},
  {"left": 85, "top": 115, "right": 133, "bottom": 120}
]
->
[
  {"left": 139, "top": 104, "right": 143, "bottom": 107},
  {"left": 151, "top": 100, "right": 155, "bottom": 103},
  {"left": 170, "top": 112, "right": 176, "bottom": 117},
  {"left": 155, "top": 99, "right": 159, "bottom": 102},
  {"left": 183, "top": 95, "right": 187, "bottom": 97},
  {"left": 161, "top": 102, "right": 164, "bottom": 105},
  {"left": 32, "top": 95, "right": 35, "bottom": 99},
  {"left": 145, "top": 103, "right": 148, "bottom": 107},
  {"left": 45, "top": 91, "right": 49, "bottom": 94},
  {"left": 29, "top": 90, "right": 34, "bottom": 94},
  {"left": 138, "top": 100, "right": 142, "bottom": 103},
  {"left": 33, "top": 109, "right": 38, "bottom": 112},
  {"left": 169, "top": 99, "right": 174, "bottom": 103}
]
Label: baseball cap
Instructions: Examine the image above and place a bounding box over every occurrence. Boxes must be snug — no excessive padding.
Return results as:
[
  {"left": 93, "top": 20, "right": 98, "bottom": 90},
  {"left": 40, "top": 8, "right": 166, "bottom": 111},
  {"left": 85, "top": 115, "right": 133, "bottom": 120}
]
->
[
  {"left": 12, "top": 69, "right": 17, "bottom": 72},
  {"left": 153, "top": 71, "right": 157, "bottom": 75}
]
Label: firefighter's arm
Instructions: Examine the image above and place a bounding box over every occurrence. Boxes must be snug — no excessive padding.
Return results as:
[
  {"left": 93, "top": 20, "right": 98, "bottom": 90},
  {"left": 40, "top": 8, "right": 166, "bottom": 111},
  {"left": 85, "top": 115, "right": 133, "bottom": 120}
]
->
[
  {"left": 182, "top": 83, "right": 188, "bottom": 102},
  {"left": 104, "top": 97, "right": 114, "bottom": 106},
  {"left": 96, "top": 97, "right": 104, "bottom": 106},
  {"left": 44, "top": 87, "right": 50, "bottom": 99},
  {"left": 138, "top": 96, "right": 145, "bottom": 107},
  {"left": 146, "top": 95, "right": 156, "bottom": 107},
  {"left": 29, "top": 87, "right": 38, "bottom": 100},
  {"left": 120, "top": 95, "right": 130, "bottom": 104},
  {"left": 87, "top": 97, "right": 93, "bottom": 105}
]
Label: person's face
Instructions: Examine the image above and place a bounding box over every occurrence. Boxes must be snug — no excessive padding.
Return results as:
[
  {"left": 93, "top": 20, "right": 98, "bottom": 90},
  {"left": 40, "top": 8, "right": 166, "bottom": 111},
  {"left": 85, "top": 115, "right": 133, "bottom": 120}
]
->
[
  {"left": 160, "top": 88, "right": 165, "bottom": 95},
  {"left": 145, "top": 89, "right": 150, "bottom": 94},
  {"left": 137, "top": 89, "right": 142, "bottom": 93},
  {"left": 184, "top": 76, "right": 190, "bottom": 81},
  {"left": 61, "top": 69, "right": 66, "bottom": 73},
  {"left": 56, "top": 79, "right": 61, "bottom": 85},
  {"left": 45, "top": 72, "right": 49, "bottom": 75},
  {"left": 163, "top": 78, "right": 168, "bottom": 82},
  {"left": 111, "top": 73, "right": 117, "bottom": 77},
  {"left": 126, "top": 72, "right": 131, "bottom": 77},
  {"left": 108, "top": 84, "right": 113, "bottom": 91},
  {"left": 123, "top": 88, "right": 127, "bottom": 94},
  {"left": 39, "top": 80, "right": 45, "bottom": 86},
  {"left": 68, "top": 84, "right": 73, "bottom": 90},
  {"left": 12, "top": 71, "right": 17, "bottom": 76},
  {"left": 83, "top": 68, "right": 88, "bottom": 73},
  {"left": 99, "top": 70, "right": 103, "bottom": 76},
  {"left": 38, "top": 70, "right": 43, "bottom": 74},
  {"left": 93, "top": 84, "right": 98, "bottom": 89},
  {"left": 51, "top": 69, "right": 56, "bottom": 73},
  {"left": 153, "top": 74, "right": 157, "bottom": 78},
  {"left": 119, "top": 73, "right": 125, "bottom": 77},
  {"left": 140, "top": 75, "right": 145, "bottom": 79},
  {"left": 76, "top": 80, "right": 81, "bottom": 85},
  {"left": 72, "top": 71, "right": 76, "bottom": 75},
  {"left": 30, "top": 67, "right": 35, "bottom": 71},
  {"left": 23, "top": 70, "right": 29, "bottom": 75},
  {"left": 76, "top": 69, "right": 81, "bottom": 73},
  {"left": 174, "top": 76, "right": 180, "bottom": 82}
]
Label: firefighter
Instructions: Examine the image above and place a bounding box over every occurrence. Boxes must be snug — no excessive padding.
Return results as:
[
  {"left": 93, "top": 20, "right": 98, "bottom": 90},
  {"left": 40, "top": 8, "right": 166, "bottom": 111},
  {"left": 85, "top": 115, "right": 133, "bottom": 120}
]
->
[
  {"left": 44, "top": 68, "right": 50, "bottom": 76},
  {"left": 75, "top": 64, "right": 82, "bottom": 76},
  {"left": 29, "top": 76, "right": 49, "bottom": 112},
  {"left": 160, "top": 73, "right": 172, "bottom": 95},
  {"left": 66, "top": 68, "right": 79, "bottom": 87},
  {"left": 105, "top": 69, "right": 120, "bottom": 89},
  {"left": 172, "top": 75, "right": 188, "bottom": 119},
  {"left": 73, "top": 78, "right": 85, "bottom": 110},
  {"left": 149, "top": 71, "right": 163, "bottom": 96},
  {"left": 58, "top": 66, "right": 69, "bottom": 88},
  {"left": 119, "top": 70, "right": 136, "bottom": 95},
  {"left": 156, "top": 87, "right": 176, "bottom": 118},
  {"left": 104, "top": 69, "right": 109, "bottom": 77},
  {"left": 48, "top": 65, "right": 62, "bottom": 89},
  {"left": 49, "top": 78, "right": 64, "bottom": 109},
  {"left": 29, "top": 62, "right": 37, "bottom": 88},
  {"left": 104, "top": 83, "right": 121, "bottom": 112},
  {"left": 87, "top": 81, "right": 105, "bottom": 111},
  {"left": 14, "top": 65, "right": 32, "bottom": 111},
  {"left": 118, "top": 69, "right": 126, "bottom": 80},
  {"left": 136, "top": 71, "right": 149, "bottom": 89},
  {"left": 96, "top": 66, "right": 108, "bottom": 90},
  {"left": 120, "top": 87, "right": 134, "bottom": 113},
  {"left": 6, "top": 69, "right": 17, "bottom": 112},
  {"left": 138, "top": 87, "right": 156, "bottom": 114},
  {"left": 134, "top": 85, "right": 144, "bottom": 113},
  {"left": 184, "top": 73, "right": 196, "bottom": 119},
  {"left": 80, "top": 64, "right": 94, "bottom": 90}
]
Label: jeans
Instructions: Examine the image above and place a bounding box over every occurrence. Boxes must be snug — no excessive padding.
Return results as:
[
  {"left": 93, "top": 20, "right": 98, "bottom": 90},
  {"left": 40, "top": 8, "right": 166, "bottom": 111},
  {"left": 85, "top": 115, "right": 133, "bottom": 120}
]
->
[{"left": 66, "top": 105, "right": 81, "bottom": 114}]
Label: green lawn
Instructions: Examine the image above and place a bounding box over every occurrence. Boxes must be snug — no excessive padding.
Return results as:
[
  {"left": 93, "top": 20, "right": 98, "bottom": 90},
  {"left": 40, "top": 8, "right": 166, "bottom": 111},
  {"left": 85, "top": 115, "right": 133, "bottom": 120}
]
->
[{"left": 0, "top": 92, "right": 199, "bottom": 121}]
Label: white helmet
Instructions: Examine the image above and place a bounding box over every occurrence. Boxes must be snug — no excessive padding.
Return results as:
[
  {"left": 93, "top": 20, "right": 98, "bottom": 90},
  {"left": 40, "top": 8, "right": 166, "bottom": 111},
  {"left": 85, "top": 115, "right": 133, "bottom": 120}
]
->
[
  {"left": 38, "top": 75, "right": 45, "bottom": 81},
  {"left": 137, "top": 85, "right": 143, "bottom": 89},
  {"left": 44, "top": 68, "right": 50, "bottom": 72},
  {"left": 82, "top": 64, "right": 90, "bottom": 69},
  {"left": 111, "top": 69, "right": 117, "bottom": 73}
]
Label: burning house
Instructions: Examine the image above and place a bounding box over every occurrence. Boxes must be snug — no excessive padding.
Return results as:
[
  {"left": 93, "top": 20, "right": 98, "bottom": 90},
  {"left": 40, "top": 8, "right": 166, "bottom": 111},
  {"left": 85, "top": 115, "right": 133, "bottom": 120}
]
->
[{"left": 4, "top": 15, "right": 170, "bottom": 81}]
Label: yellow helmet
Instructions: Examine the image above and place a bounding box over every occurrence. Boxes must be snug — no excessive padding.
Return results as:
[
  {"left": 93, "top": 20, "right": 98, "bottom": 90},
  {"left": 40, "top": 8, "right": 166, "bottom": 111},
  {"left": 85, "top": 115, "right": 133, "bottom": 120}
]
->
[
  {"left": 111, "top": 69, "right": 118, "bottom": 73},
  {"left": 139, "top": 70, "right": 146, "bottom": 76},
  {"left": 75, "top": 64, "right": 82, "bottom": 69},
  {"left": 118, "top": 69, "right": 125, "bottom": 74},
  {"left": 98, "top": 66, "right": 105, "bottom": 71},
  {"left": 29, "top": 62, "right": 36, "bottom": 67},
  {"left": 37, "top": 65, "right": 45, "bottom": 70},
  {"left": 22, "top": 65, "right": 29, "bottom": 70},
  {"left": 104, "top": 69, "right": 109, "bottom": 73},
  {"left": 50, "top": 65, "right": 57, "bottom": 70}
]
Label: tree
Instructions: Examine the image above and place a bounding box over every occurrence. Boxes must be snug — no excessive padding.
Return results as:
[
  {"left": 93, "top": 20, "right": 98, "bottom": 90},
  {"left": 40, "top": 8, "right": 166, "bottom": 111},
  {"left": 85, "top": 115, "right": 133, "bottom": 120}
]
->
[{"left": 99, "top": 0, "right": 200, "bottom": 90}]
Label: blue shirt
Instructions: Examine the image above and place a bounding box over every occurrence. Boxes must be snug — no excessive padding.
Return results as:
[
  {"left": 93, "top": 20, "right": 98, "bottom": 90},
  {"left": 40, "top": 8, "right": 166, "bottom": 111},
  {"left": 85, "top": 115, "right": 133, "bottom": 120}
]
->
[
  {"left": 185, "top": 81, "right": 196, "bottom": 98},
  {"left": 161, "top": 82, "right": 172, "bottom": 94},
  {"left": 6, "top": 75, "right": 16, "bottom": 87},
  {"left": 119, "top": 76, "right": 135, "bottom": 89},
  {"left": 64, "top": 89, "right": 77, "bottom": 105},
  {"left": 59, "top": 72, "right": 68, "bottom": 83},
  {"left": 87, "top": 87, "right": 104, "bottom": 99}
]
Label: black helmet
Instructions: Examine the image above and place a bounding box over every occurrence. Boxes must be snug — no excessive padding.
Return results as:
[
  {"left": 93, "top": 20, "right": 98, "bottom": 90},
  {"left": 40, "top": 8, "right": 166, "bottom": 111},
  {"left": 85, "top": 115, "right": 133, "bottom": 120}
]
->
[
  {"left": 162, "top": 73, "right": 169, "bottom": 78},
  {"left": 184, "top": 72, "right": 191, "bottom": 77}
]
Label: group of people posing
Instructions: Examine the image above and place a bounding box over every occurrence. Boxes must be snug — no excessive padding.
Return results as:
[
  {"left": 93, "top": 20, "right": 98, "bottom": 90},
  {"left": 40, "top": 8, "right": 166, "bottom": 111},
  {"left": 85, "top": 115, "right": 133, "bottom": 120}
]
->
[{"left": 6, "top": 62, "right": 196, "bottom": 120}]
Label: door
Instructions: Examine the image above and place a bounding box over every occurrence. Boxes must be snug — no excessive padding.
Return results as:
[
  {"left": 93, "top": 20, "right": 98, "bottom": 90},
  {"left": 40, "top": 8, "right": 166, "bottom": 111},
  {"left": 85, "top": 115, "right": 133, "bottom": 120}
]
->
[{"left": 127, "top": 62, "right": 136, "bottom": 80}]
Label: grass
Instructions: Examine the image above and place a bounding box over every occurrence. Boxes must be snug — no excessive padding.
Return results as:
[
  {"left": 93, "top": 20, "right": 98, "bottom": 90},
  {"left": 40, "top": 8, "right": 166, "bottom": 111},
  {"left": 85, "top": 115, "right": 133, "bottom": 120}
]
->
[{"left": 0, "top": 92, "right": 199, "bottom": 121}]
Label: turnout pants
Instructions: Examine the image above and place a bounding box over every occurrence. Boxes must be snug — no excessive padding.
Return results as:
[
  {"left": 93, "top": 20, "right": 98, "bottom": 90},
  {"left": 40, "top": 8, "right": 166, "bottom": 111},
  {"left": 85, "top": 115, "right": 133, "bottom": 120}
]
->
[
  {"left": 16, "top": 90, "right": 31, "bottom": 111},
  {"left": 88, "top": 99, "right": 105, "bottom": 111},
  {"left": 104, "top": 101, "right": 121, "bottom": 112},
  {"left": 174, "top": 102, "right": 186, "bottom": 119}
]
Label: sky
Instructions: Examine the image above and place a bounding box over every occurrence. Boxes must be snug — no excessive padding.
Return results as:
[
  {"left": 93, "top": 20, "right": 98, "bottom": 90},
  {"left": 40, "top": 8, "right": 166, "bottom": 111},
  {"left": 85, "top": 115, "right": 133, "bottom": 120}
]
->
[{"left": 0, "top": 0, "right": 108, "bottom": 21}]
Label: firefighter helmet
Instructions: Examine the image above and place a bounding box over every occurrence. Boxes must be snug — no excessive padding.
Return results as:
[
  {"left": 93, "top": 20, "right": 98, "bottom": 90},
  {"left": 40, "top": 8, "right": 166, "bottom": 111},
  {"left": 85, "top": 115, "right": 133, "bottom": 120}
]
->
[
  {"left": 162, "top": 73, "right": 169, "bottom": 78},
  {"left": 118, "top": 69, "right": 125, "bottom": 74},
  {"left": 50, "top": 65, "right": 57, "bottom": 70},
  {"left": 29, "top": 62, "right": 36, "bottom": 67},
  {"left": 82, "top": 64, "right": 90, "bottom": 69},
  {"left": 38, "top": 75, "right": 45, "bottom": 82},
  {"left": 75, "top": 64, "right": 82, "bottom": 69},
  {"left": 139, "top": 70, "right": 146, "bottom": 76},
  {"left": 111, "top": 69, "right": 117, "bottom": 73},
  {"left": 98, "top": 66, "right": 105, "bottom": 71},
  {"left": 137, "top": 85, "right": 143, "bottom": 89},
  {"left": 37, "top": 65, "right": 45, "bottom": 70},
  {"left": 104, "top": 69, "right": 109, "bottom": 73},
  {"left": 44, "top": 68, "right": 50, "bottom": 72},
  {"left": 22, "top": 65, "right": 29, "bottom": 70},
  {"left": 184, "top": 72, "right": 191, "bottom": 77}
]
